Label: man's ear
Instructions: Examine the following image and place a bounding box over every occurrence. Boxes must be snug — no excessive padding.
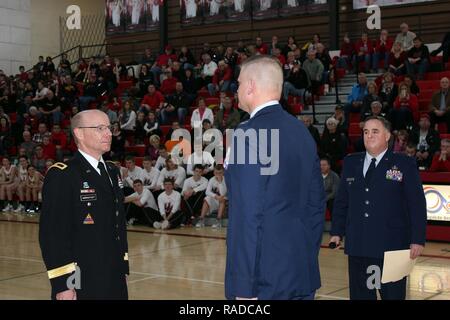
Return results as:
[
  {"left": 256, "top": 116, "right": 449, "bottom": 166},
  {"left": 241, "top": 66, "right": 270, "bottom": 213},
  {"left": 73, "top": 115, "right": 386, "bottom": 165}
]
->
[{"left": 73, "top": 127, "right": 83, "bottom": 142}]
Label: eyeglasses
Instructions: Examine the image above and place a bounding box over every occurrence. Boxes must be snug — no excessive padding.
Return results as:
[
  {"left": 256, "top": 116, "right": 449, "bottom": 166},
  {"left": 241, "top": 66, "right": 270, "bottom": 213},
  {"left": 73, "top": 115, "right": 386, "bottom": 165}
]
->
[{"left": 77, "top": 125, "right": 113, "bottom": 133}]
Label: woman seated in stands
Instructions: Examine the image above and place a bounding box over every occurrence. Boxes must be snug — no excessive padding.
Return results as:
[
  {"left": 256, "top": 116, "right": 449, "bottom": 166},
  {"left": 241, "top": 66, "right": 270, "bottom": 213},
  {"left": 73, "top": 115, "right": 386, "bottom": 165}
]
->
[
  {"left": 388, "top": 42, "right": 406, "bottom": 76},
  {"left": 138, "top": 64, "right": 154, "bottom": 96},
  {"left": 390, "top": 82, "right": 419, "bottom": 130}
]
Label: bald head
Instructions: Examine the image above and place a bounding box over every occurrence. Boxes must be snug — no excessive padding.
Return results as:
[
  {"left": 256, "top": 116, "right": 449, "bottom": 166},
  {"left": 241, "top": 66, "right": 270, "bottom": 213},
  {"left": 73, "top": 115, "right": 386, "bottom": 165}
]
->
[
  {"left": 71, "top": 110, "right": 107, "bottom": 132},
  {"left": 239, "top": 55, "right": 283, "bottom": 99}
]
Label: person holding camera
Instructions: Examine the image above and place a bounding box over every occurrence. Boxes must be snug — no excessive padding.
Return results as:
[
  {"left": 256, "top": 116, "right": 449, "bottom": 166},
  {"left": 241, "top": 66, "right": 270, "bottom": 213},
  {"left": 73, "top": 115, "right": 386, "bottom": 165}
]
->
[
  {"left": 282, "top": 60, "right": 310, "bottom": 103},
  {"left": 409, "top": 113, "right": 440, "bottom": 169},
  {"left": 390, "top": 82, "right": 418, "bottom": 130}
]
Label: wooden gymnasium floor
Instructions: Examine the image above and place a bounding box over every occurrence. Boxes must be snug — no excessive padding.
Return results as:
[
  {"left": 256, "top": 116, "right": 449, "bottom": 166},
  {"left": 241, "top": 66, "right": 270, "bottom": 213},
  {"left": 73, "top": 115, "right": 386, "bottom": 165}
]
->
[{"left": 1, "top": 213, "right": 449, "bottom": 300}]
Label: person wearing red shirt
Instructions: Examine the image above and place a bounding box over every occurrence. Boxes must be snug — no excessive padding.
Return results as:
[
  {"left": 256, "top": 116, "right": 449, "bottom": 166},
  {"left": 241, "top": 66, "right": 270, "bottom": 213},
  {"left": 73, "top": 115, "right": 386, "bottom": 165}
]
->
[
  {"left": 141, "top": 84, "right": 165, "bottom": 113},
  {"left": 51, "top": 124, "right": 67, "bottom": 161},
  {"left": 160, "top": 69, "right": 178, "bottom": 96},
  {"left": 373, "top": 29, "right": 394, "bottom": 72},
  {"left": 388, "top": 42, "right": 407, "bottom": 76},
  {"left": 208, "top": 61, "right": 233, "bottom": 97},
  {"left": 430, "top": 139, "right": 450, "bottom": 172},
  {"left": 353, "top": 32, "right": 374, "bottom": 73},
  {"left": 18, "top": 66, "right": 29, "bottom": 82},
  {"left": 151, "top": 45, "right": 178, "bottom": 86},
  {"left": 338, "top": 33, "right": 355, "bottom": 72},
  {"left": 255, "top": 37, "right": 269, "bottom": 55},
  {"left": 273, "top": 47, "right": 286, "bottom": 66},
  {"left": 392, "top": 82, "right": 419, "bottom": 130},
  {"left": 41, "top": 136, "right": 56, "bottom": 161}
]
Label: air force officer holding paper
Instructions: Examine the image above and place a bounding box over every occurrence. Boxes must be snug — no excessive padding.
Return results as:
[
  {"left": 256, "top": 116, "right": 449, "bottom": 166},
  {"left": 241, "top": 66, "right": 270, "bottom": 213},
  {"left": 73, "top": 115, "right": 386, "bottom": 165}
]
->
[{"left": 224, "top": 55, "right": 326, "bottom": 300}]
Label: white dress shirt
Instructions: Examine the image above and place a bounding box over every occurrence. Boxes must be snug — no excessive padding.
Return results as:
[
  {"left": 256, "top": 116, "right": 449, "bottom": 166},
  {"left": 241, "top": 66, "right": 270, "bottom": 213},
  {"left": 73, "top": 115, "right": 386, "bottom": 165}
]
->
[
  {"left": 79, "top": 149, "right": 112, "bottom": 184},
  {"left": 250, "top": 100, "right": 279, "bottom": 119},
  {"left": 363, "top": 148, "right": 388, "bottom": 177}
]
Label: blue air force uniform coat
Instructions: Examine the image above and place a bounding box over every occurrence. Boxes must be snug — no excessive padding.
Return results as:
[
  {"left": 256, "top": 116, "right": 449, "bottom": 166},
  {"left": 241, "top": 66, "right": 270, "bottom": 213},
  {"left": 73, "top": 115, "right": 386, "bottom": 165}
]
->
[
  {"left": 331, "top": 150, "right": 427, "bottom": 259},
  {"left": 224, "top": 104, "right": 326, "bottom": 300},
  {"left": 39, "top": 151, "right": 129, "bottom": 299}
]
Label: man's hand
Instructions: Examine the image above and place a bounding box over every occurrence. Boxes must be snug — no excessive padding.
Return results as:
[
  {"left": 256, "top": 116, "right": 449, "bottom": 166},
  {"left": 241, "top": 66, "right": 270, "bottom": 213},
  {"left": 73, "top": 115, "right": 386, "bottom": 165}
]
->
[
  {"left": 329, "top": 236, "right": 341, "bottom": 249},
  {"left": 56, "top": 289, "right": 77, "bottom": 300},
  {"left": 410, "top": 244, "right": 424, "bottom": 259}
]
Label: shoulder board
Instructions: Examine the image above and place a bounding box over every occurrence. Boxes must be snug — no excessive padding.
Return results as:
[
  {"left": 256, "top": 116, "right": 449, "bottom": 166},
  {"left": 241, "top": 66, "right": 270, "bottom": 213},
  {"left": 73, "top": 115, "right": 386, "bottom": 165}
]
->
[{"left": 49, "top": 162, "right": 68, "bottom": 171}]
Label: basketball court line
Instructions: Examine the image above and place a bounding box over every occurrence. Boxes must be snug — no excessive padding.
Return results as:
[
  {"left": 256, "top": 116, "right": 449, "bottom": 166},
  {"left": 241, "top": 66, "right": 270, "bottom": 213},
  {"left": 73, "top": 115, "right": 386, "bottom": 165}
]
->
[{"left": 1, "top": 219, "right": 450, "bottom": 260}]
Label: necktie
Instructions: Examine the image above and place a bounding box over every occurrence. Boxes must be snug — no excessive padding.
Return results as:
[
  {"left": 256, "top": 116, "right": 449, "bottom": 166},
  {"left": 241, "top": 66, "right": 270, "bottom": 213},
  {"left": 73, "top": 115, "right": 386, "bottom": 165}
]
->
[
  {"left": 97, "top": 162, "right": 112, "bottom": 188},
  {"left": 365, "top": 158, "right": 377, "bottom": 183}
]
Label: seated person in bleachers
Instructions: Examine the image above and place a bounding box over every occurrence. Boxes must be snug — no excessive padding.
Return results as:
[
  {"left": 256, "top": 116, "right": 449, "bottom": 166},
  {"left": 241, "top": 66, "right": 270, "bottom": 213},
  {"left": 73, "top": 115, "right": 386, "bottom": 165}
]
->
[
  {"left": 100, "top": 101, "right": 118, "bottom": 124},
  {"left": 156, "top": 157, "right": 186, "bottom": 191},
  {"left": 59, "top": 75, "right": 78, "bottom": 110},
  {"left": 373, "top": 29, "right": 394, "bottom": 73},
  {"left": 320, "top": 117, "right": 347, "bottom": 173},
  {"left": 395, "top": 23, "right": 416, "bottom": 51},
  {"left": 331, "top": 105, "right": 348, "bottom": 134},
  {"left": 195, "top": 165, "right": 227, "bottom": 229},
  {"left": 164, "top": 121, "right": 181, "bottom": 143},
  {"left": 361, "top": 101, "right": 387, "bottom": 123},
  {"left": 300, "top": 115, "right": 321, "bottom": 147},
  {"left": 282, "top": 51, "right": 295, "bottom": 78},
  {"left": 353, "top": 32, "right": 373, "bottom": 73},
  {"left": 214, "top": 96, "right": 240, "bottom": 132},
  {"left": 197, "top": 53, "right": 218, "bottom": 90},
  {"left": 50, "top": 124, "right": 67, "bottom": 162},
  {"left": 123, "top": 156, "right": 145, "bottom": 195},
  {"left": 410, "top": 113, "right": 441, "bottom": 169},
  {"left": 186, "top": 144, "right": 215, "bottom": 177},
  {"left": 124, "top": 179, "right": 159, "bottom": 226},
  {"left": 316, "top": 43, "right": 332, "bottom": 84},
  {"left": 155, "top": 145, "right": 169, "bottom": 171},
  {"left": 134, "top": 111, "right": 147, "bottom": 145},
  {"left": 282, "top": 59, "right": 310, "bottom": 103},
  {"left": 431, "top": 32, "right": 450, "bottom": 69},
  {"left": 0, "top": 117, "right": 12, "bottom": 155},
  {"left": 141, "top": 156, "right": 160, "bottom": 193},
  {"left": 146, "top": 134, "right": 161, "bottom": 165},
  {"left": 140, "top": 84, "right": 165, "bottom": 114},
  {"left": 32, "top": 145, "right": 47, "bottom": 174},
  {"left": 32, "top": 123, "right": 51, "bottom": 145},
  {"left": 79, "top": 73, "right": 101, "bottom": 110},
  {"left": 320, "top": 157, "right": 340, "bottom": 219},
  {"left": 182, "top": 164, "right": 208, "bottom": 225},
  {"left": 119, "top": 100, "right": 137, "bottom": 138},
  {"left": 430, "top": 138, "right": 450, "bottom": 172},
  {"left": 0, "top": 157, "right": 17, "bottom": 212},
  {"left": 33, "top": 81, "right": 49, "bottom": 104},
  {"left": 429, "top": 77, "right": 450, "bottom": 133},
  {"left": 141, "top": 48, "right": 156, "bottom": 66},
  {"left": 42, "top": 136, "right": 56, "bottom": 161},
  {"left": 388, "top": 42, "right": 407, "bottom": 76},
  {"left": 182, "top": 68, "right": 198, "bottom": 105},
  {"left": 404, "top": 74, "right": 420, "bottom": 95},
  {"left": 191, "top": 97, "right": 214, "bottom": 130},
  {"left": 392, "top": 130, "right": 409, "bottom": 154},
  {"left": 38, "top": 89, "right": 63, "bottom": 126},
  {"left": 144, "top": 111, "right": 161, "bottom": 138},
  {"left": 391, "top": 82, "right": 419, "bottom": 130},
  {"left": 361, "top": 82, "right": 383, "bottom": 120},
  {"left": 138, "top": 64, "right": 154, "bottom": 96},
  {"left": 344, "top": 73, "right": 368, "bottom": 120},
  {"left": 405, "top": 143, "right": 419, "bottom": 163},
  {"left": 179, "top": 46, "right": 196, "bottom": 70},
  {"left": 208, "top": 61, "right": 232, "bottom": 97},
  {"left": 155, "top": 178, "right": 184, "bottom": 230},
  {"left": 110, "top": 122, "right": 126, "bottom": 161},
  {"left": 338, "top": 33, "right": 355, "bottom": 72},
  {"left": 162, "top": 82, "right": 189, "bottom": 125},
  {"left": 25, "top": 164, "right": 43, "bottom": 214},
  {"left": 379, "top": 72, "right": 399, "bottom": 112},
  {"left": 406, "top": 37, "right": 429, "bottom": 80},
  {"left": 160, "top": 68, "right": 178, "bottom": 96},
  {"left": 302, "top": 50, "right": 324, "bottom": 95},
  {"left": 14, "top": 156, "right": 29, "bottom": 213}
]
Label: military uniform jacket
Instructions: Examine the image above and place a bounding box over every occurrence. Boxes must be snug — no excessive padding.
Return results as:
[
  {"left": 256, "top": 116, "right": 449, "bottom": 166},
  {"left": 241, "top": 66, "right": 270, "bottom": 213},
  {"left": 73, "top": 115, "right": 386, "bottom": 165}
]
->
[
  {"left": 39, "top": 151, "right": 129, "bottom": 299},
  {"left": 331, "top": 150, "right": 427, "bottom": 259}
]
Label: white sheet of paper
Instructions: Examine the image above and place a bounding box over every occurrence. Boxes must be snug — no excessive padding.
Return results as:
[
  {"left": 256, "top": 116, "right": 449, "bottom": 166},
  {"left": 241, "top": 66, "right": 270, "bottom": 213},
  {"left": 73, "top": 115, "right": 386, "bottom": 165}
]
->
[{"left": 381, "top": 249, "right": 416, "bottom": 284}]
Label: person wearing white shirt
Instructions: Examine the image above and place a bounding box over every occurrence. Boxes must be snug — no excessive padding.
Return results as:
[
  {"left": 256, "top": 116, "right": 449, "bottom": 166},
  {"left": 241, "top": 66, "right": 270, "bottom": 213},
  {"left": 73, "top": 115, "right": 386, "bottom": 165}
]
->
[
  {"left": 185, "top": 144, "right": 215, "bottom": 176},
  {"left": 190, "top": 98, "right": 214, "bottom": 129},
  {"left": 124, "top": 179, "right": 158, "bottom": 226},
  {"left": 196, "top": 165, "right": 227, "bottom": 228},
  {"left": 155, "top": 178, "right": 183, "bottom": 230},
  {"left": 199, "top": 54, "right": 218, "bottom": 89},
  {"left": 123, "top": 157, "right": 145, "bottom": 193},
  {"left": 182, "top": 164, "right": 208, "bottom": 223},
  {"left": 155, "top": 146, "right": 169, "bottom": 171},
  {"left": 141, "top": 157, "right": 160, "bottom": 192},
  {"left": 156, "top": 157, "right": 186, "bottom": 190}
]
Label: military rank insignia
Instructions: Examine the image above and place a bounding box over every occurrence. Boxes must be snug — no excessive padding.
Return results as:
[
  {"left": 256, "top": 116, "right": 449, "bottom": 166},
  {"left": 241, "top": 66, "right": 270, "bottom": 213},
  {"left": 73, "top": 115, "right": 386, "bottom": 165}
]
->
[
  {"left": 386, "top": 166, "right": 403, "bottom": 182},
  {"left": 83, "top": 214, "right": 95, "bottom": 225}
]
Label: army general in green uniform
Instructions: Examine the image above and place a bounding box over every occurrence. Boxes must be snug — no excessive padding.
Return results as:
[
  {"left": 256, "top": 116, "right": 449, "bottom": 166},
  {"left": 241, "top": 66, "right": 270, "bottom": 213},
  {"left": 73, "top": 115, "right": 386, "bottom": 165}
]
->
[{"left": 39, "top": 110, "right": 129, "bottom": 300}]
